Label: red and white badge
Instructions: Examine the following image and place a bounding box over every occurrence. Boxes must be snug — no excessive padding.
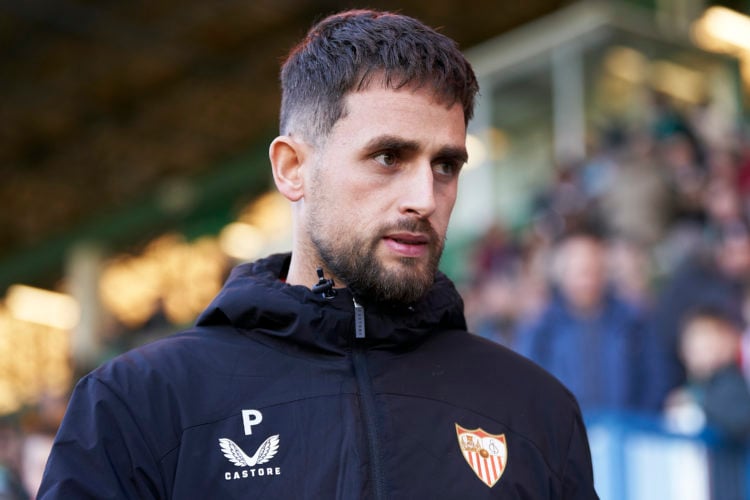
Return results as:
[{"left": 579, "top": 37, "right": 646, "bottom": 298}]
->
[{"left": 455, "top": 423, "right": 508, "bottom": 488}]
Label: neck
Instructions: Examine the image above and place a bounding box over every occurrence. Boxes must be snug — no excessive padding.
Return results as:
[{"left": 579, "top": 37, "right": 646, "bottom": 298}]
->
[
  {"left": 285, "top": 245, "right": 342, "bottom": 293},
  {"left": 285, "top": 253, "right": 317, "bottom": 288}
]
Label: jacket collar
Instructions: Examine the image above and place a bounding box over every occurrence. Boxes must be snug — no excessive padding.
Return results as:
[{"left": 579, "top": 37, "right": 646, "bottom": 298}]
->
[{"left": 196, "top": 253, "right": 467, "bottom": 353}]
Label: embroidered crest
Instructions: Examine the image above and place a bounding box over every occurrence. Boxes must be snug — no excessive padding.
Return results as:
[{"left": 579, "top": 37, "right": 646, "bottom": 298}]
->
[{"left": 455, "top": 423, "right": 507, "bottom": 488}]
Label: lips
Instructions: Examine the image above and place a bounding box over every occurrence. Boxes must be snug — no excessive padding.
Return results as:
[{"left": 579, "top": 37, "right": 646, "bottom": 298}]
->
[
  {"left": 385, "top": 233, "right": 429, "bottom": 245},
  {"left": 382, "top": 232, "right": 430, "bottom": 257}
]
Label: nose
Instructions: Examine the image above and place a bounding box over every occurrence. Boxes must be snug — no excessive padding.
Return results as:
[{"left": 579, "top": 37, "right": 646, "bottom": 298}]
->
[{"left": 398, "top": 163, "right": 436, "bottom": 218}]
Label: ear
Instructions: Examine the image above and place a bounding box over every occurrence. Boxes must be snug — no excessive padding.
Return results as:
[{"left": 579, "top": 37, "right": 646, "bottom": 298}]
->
[{"left": 269, "top": 136, "right": 308, "bottom": 202}]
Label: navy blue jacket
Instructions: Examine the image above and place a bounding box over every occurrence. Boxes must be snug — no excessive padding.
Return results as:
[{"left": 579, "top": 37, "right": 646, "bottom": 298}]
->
[
  {"left": 515, "top": 290, "right": 650, "bottom": 414},
  {"left": 39, "top": 254, "right": 598, "bottom": 499}
]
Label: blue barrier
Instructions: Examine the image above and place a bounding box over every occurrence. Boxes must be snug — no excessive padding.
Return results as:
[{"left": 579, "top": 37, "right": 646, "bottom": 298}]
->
[{"left": 586, "top": 413, "right": 749, "bottom": 500}]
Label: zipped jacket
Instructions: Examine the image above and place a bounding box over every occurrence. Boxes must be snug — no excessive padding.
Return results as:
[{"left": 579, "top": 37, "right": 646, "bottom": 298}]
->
[{"left": 39, "top": 253, "right": 598, "bottom": 499}]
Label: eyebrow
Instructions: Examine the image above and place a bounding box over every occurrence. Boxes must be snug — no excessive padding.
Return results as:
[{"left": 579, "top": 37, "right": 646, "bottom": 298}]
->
[
  {"left": 364, "top": 135, "right": 419, "bottom": 154},
  {"left": 363, "top": 135, "right": 468, "bottom": 163},
  {"left": 436, "top": 145, "right": 469, "bottom": 165}
]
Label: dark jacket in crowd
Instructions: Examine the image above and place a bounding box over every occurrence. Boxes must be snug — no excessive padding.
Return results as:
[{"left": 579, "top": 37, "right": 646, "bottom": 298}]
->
[
  {"left": 694, "top": 364, "right": 750, "bottom": 442},
  {"left": 515, "top": 290, "right": 650, "bottom": 415}
]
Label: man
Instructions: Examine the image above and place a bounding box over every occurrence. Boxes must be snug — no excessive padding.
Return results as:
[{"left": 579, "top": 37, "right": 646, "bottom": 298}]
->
[
  {"left": 39, "top": 10, "right": 598, "bottom": 499},
  {"left": 515, "top": 232, "right": 650, "bottom": 414}
]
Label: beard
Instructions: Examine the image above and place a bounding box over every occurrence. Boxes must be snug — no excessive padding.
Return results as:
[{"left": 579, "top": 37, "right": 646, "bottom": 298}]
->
[{"left": 311, "top": 217, "right": 444, "bottom": 303}]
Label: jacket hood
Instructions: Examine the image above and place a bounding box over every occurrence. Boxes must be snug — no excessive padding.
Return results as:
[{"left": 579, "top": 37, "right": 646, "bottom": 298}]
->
[{"left": 196, "top": 253, "right": 467, "bottom": 353}]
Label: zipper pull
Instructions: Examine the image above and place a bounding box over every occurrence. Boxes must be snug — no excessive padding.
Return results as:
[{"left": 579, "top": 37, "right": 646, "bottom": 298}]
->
[
  {"left": 353, "top": 298, "right": 366, "bottom": 339},
  {"left": 312, "top": 267, "right": 337, "bottom": 299}
]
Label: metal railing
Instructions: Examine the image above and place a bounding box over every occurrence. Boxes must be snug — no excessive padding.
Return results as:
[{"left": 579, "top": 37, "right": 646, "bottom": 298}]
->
[{"left": 587, "top": 412, "right": 749, "bottom": 500}]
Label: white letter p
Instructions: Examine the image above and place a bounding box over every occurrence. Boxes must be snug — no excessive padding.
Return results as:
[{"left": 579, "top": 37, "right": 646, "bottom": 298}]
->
[{"left": 242, "top": 409, "right": 263, "bottom": 435}]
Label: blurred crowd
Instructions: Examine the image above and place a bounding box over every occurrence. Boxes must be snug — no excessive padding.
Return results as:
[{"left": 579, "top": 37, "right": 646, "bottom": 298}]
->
[{"left": 462, "top": 91, "right": 750, "bottom": 444}]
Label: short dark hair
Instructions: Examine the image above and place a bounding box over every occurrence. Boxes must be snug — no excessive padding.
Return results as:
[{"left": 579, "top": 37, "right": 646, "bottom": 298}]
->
[
  {"left": 279, "top": 9, "right": 479, "bottom": 142},
  {"left": 682, "top": 303, "right": 745, "bottom": 333}
]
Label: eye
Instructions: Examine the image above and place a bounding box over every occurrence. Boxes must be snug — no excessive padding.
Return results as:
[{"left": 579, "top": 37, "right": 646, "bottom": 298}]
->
[
  {"left": 373, "top": 152, "right": 398, "bottom": 167},
  {"left": 433, "top": 160, "right": 463, "bottom": 178}
]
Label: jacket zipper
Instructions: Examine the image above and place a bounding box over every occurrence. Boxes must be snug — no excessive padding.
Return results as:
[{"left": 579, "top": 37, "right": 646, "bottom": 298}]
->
[{"left": 352, "top": 298, "right": 386, "bottom": 500}]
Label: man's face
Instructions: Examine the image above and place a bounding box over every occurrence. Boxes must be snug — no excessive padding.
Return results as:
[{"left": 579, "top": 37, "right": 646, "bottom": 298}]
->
[
  {"left": 302, "top": 86, "right": 467, "bottom": 302},
  {"left": 557, "top": 238, "right": 607, "bottom": 314}
]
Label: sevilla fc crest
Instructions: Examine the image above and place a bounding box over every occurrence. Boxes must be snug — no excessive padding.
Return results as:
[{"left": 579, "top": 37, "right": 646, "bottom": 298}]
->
[{"left": 455, "top": 423, "right": 508, "bottom": 488}]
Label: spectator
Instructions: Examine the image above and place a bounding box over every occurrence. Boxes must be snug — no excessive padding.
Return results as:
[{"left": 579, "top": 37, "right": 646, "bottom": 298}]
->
[
  {"left": 469, "top": 222, "right": 520, "bottom": 279},
  {"left": 531, "top": 162, "right": 595, "bottom": 241},
  {"left": 466, "top": 223, "right": 526, "bottom": 347},
  {"left": 607, "top": 237, "right": 655, "bottom": 313},
  {"left": 647, "top": 221, "right": 750, "bottom": 409},
  {"left": 654, "top": 131, "right": 707, "bottom": 227},
  {"left": 470, "top": 272, "right": 520, "bottom": 347},
  {"left": 515, "top": 232, "right": 650, "bottom": 414},
  {"left": 664, "top": 306, "right": 750, "bottom": 442},
  {"left": 599, "top": 133, "right": 673, "bottom": 247}
]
